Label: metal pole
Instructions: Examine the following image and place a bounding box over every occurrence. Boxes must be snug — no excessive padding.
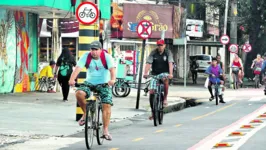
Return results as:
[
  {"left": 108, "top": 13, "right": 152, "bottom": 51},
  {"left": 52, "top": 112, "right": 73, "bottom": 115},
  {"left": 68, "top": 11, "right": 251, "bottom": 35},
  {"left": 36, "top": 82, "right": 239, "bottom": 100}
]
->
[
  {"left": 230, "top": 0, "right": 237, "bottom": 87},
  {"left": 184, "top": 37, "right": 187, "bottom": 87},
  {"left": 136, "top": 39, "right": 146, "bottom": 109},
  {"left": 223, "top": 0, "right": 229, "bottom": 72}
]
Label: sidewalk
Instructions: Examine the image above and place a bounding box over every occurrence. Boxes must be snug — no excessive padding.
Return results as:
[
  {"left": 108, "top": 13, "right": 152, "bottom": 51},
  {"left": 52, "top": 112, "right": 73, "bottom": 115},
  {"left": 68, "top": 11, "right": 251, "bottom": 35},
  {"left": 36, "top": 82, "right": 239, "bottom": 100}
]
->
[{"left": 0, "top": 87, "right": 186, "bottom": 146}]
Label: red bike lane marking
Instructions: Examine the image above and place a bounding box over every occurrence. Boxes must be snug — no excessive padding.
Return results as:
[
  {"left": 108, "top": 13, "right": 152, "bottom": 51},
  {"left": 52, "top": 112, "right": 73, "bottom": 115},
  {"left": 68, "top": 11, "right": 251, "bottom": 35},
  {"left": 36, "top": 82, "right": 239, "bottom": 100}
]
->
[{"left": 188, "top": 104, "right": 266, "bottom": 150}]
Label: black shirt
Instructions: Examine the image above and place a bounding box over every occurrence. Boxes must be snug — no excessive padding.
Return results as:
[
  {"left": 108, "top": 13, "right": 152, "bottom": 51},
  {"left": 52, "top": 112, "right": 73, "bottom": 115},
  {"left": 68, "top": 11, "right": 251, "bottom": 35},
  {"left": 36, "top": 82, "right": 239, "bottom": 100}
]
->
[{"left": 147, "top": 49, "right": 174, "bottom": 75}]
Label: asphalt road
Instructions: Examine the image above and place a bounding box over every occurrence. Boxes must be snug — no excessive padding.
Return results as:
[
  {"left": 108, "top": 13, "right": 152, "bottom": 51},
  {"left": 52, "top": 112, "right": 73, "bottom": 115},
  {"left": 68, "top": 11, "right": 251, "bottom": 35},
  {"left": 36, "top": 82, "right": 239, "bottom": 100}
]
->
[
  {"left": 63, "top": 98, "right": 266, "bottom": 150},
  {"left": 4, "top": 96, "right": 266, "bottom": 150}
]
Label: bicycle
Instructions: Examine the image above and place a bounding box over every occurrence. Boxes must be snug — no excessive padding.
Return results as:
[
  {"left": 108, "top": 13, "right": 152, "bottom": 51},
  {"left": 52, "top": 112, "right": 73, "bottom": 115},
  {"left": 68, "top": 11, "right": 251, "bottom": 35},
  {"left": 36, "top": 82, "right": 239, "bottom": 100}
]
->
[
  {"left": 230, "top": 66, "right": 240, "bottom": 89},
  {"left": 253, "top": 67, "right": 262, "bottom": 88},
  {"left": 75, "top": 83, "right": 107, "bottom": 150},
  {"left": 147, "top": 75, "right": 165, "bottom": 126},
  {"left": 211, "top": 76, "right": 223, "bottom": 105},
  {"left": 79, "top": 7, "right": 96, "bottom": 19},
  {"left": 112, "top": 78, "right": 150, "bottom": 97}
]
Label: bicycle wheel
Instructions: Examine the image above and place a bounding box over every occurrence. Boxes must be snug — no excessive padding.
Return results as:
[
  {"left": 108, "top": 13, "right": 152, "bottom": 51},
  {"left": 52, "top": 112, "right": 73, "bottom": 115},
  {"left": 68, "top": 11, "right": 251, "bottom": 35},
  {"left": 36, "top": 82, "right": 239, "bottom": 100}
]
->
[
  {"left": 152, "top": 94, "right": 158, "bottom": 126},
  {"left": 215, "top": 87, "right": 219, "bottom": 105},
  {"left": 85, "top": 103, "right": 96, "bottom": 149},
  {"left": 96, "top": 104, "right": 104, "bottom": 145},
  {"left": 233, "top": 75, "right": 237, "bottom": 89},
  {"left": 122, "top": 83, "right": 131, "bottom": 97},
  {"left": 112, "top": 82, "right": 128, "bottom": 97},
  {"left": 255, "top": 75, "right": 259, "bottom": 88},
  {"left": 158, "top": 93, "right": 164, "bottom": 125}
]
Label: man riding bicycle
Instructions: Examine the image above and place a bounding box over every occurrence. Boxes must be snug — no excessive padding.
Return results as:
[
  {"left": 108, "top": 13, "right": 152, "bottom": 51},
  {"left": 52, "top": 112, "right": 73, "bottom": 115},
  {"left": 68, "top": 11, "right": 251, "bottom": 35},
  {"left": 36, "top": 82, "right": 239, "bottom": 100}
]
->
[
  {"left": 143, "top": 39, "right": 174, "bottom": 120},
  {"left": 69, "top": 41, "right": 116, "bottom": 141},
  {"left": 205, "top": 58, "right": 225, "bottom": 103}
]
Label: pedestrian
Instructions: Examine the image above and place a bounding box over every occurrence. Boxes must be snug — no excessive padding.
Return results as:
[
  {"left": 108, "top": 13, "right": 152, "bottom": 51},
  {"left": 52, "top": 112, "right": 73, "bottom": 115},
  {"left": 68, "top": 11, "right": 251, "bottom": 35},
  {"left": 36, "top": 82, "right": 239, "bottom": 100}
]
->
[
  {"left": 190, "top": 57, "right": 199, "bottom": 84},
  {"left": 39, "top": 60, "right": 57, "bottom": 93},
  {"left": 55, "top": 47, "right": 76, "bottom": 102}
]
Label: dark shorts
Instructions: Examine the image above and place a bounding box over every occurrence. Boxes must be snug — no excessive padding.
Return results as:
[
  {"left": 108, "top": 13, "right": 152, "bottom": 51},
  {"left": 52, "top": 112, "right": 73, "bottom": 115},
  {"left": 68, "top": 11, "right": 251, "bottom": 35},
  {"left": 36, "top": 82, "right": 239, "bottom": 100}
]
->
[{"left": 76, "top": 81, "right": 113, "bottom": 106}]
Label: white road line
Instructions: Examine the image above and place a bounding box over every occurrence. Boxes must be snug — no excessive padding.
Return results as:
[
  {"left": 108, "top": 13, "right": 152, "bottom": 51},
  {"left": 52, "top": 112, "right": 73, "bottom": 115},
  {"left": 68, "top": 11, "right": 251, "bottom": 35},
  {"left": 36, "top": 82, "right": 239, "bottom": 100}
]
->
[{"left": 248, "top": 97, "right": 264, "bottom": 101}]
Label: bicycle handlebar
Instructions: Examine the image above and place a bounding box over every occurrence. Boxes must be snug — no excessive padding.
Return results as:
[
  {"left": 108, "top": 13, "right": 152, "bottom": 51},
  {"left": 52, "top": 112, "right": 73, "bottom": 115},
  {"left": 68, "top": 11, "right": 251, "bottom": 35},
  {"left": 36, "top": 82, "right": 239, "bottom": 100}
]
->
[{"left": 75, "top": 83, "right": 109, "bottom": 88}]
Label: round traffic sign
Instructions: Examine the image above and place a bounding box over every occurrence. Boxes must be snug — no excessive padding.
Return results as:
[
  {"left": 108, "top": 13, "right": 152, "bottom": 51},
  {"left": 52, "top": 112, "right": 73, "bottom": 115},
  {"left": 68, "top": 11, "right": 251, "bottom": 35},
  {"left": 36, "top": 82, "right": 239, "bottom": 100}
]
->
[
  {"left": 76, "top": 2, "right": 99, "bottom": 25},
  {"left": 242, "top": 44, "right": 252, "bottom": 53},
  {"left": 220, "top": 35, "right": 230, "bottom": 45},
  {"left": 137, "top": 20, "right": 152, "bottom": 39},
  {"left": 228, "top": 44, "right": 238, "bottom": 53}
]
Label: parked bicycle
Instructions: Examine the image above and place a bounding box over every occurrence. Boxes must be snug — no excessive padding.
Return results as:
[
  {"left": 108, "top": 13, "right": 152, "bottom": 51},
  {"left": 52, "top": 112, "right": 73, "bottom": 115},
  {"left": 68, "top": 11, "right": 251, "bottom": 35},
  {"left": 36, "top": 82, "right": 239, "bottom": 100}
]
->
[
  {"left": 146, "top": 75, "right": 165, "bottom": 126},
  {"left": 79, "top": 7, "right": 96, "bottom": 19},
  {"left": 112, "top": 78, "right": 150, "bottom": 97},
  {"left": 75, "top": 83, "right": 107, "bottom": 150}
]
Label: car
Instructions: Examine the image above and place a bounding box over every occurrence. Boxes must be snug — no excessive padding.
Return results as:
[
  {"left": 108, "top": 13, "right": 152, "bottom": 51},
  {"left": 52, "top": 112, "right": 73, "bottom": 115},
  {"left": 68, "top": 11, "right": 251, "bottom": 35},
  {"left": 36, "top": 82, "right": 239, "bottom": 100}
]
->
[{"left": 190, "top": 54, "right": 213, "bottom": 73}]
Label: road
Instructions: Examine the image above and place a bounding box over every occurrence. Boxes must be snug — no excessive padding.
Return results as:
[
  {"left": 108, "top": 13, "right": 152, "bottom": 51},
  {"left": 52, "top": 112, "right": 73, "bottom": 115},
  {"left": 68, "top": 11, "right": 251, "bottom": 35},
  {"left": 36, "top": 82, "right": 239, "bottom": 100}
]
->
[{"left": 3, "top": 94, "right": 266, "bottom": 150}]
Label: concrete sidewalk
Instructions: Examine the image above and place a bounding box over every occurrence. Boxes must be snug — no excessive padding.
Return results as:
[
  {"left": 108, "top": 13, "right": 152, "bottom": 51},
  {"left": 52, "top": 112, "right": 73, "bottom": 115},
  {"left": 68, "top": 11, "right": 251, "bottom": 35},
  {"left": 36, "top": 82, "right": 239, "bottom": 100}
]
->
[{"left": 0, "top": 87, "right": 186, "bottom": 147}]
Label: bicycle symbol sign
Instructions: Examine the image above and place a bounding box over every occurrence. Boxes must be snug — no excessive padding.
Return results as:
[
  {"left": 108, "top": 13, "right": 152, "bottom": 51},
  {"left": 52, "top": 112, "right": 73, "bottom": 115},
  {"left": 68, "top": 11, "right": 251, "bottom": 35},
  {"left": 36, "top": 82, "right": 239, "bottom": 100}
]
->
[
  {"left": 137, "top": 20, "right": 152, "bottom": 39},
  {"left": 76, "top": 2, "right": 99, "bottom": 25}
]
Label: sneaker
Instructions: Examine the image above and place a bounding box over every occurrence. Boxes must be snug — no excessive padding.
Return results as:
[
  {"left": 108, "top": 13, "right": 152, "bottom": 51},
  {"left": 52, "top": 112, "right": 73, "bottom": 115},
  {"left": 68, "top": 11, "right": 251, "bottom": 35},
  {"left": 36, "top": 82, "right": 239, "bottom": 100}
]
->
[
  {"left": 219, "top": 95, "right": 226, "bottom": 103},
  {"left": 209, "top": 97, "right": 214, "bottom": 101}
]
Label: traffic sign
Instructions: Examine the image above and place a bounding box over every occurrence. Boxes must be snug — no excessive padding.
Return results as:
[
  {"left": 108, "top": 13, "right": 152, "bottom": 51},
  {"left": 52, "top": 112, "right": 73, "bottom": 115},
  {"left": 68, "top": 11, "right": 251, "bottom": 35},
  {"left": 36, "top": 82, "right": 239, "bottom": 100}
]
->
[
  {"left": 76, "top": 2, "right": 99, "bottom": 25},
  {"left": 136, "top": 20, "right": 152, "bottom": 39},
  {"left": 242, "top": 44, "right": 252, "bottom": 53},
  {"left": 228, "top": 44, "right": 238, "bottom": 53},
  {"left": 220, "top": 35, "right": 230, "bottom": 45}
]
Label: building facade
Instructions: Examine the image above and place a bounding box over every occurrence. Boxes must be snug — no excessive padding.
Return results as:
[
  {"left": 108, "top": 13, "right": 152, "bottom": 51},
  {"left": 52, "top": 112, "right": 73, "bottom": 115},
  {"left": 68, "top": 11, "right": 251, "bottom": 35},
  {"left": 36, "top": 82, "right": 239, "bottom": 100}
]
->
[{"left": 0, "top": 0, "right": 72, "bottom": 93}]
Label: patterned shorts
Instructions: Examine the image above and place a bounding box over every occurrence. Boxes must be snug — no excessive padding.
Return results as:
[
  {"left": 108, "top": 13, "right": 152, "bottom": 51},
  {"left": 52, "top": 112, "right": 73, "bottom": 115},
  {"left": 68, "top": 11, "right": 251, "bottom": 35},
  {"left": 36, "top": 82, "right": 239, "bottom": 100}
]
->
[
  {"left": 150, "top": 73, "right": 169, "bottom": 90},
  {"left": 76, "top": 81, "right": 113, "bottom": 106}
]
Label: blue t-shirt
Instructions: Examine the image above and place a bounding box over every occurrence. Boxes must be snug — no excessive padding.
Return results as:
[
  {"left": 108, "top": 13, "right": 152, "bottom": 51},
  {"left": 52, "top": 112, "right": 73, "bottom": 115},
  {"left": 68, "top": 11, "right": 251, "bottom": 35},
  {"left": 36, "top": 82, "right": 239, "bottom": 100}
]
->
[{"left": 77, "top": 52, "right": 115, "bottom": 85}]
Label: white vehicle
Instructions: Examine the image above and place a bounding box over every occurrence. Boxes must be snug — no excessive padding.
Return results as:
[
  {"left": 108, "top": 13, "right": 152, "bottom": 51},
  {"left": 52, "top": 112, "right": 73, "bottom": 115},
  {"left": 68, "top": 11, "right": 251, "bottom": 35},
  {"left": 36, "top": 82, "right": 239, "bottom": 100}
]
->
[{"left": 190, "top": 54, "right": 213, "bottom": 73}]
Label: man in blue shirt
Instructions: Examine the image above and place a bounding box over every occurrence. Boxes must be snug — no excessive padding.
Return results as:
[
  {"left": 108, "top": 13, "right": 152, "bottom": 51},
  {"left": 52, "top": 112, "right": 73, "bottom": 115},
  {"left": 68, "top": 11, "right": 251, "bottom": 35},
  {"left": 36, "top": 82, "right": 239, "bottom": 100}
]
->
[{"left": 69, "top": 41, "right": 116, "bottom": 141}]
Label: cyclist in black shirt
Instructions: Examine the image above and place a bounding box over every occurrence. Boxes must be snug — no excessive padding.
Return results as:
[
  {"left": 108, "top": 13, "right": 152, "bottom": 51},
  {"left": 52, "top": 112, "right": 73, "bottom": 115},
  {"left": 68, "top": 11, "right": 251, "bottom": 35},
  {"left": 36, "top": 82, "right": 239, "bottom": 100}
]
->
[{"left": 144, "top": 39, "right": 174, "bottom": 120}]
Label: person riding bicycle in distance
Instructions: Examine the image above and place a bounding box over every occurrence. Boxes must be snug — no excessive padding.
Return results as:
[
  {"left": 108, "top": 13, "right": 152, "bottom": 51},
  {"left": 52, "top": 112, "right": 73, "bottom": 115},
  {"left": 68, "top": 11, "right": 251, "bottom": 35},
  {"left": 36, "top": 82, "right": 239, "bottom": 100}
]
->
[
  {"left": 143, "top": 39, "right": 174, "bottom": 120},
  {"left": 205, "top": 58, "right": 225, "bottom": 103},
  {"left": 68, "top": 41, "right": 116, "bottom": 141}
]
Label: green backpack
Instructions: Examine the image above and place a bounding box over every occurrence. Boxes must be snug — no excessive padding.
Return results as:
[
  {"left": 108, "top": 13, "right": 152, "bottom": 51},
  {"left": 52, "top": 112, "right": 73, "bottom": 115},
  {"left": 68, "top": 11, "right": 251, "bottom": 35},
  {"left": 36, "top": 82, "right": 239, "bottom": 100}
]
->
[{"left": 59, "top": 59, "right": 72, "bottom": 77}]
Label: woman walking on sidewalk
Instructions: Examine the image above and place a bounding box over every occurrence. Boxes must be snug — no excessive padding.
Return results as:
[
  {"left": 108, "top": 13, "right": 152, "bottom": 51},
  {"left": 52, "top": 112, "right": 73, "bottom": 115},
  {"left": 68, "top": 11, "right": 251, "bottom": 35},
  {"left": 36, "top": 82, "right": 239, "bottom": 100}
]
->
[{"left": 55, "top": 47, "right": 76, "bottom": 102}]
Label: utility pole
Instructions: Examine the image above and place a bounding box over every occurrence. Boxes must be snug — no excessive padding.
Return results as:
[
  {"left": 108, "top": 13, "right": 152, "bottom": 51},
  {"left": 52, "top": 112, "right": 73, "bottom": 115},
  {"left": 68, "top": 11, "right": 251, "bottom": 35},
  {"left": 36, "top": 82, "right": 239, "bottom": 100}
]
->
[
  {"left": 229, "top": 0, "right": 238, "bottom": 85},
  {"left": 223, "top": 0, "right": 229, "bottom": 72}
]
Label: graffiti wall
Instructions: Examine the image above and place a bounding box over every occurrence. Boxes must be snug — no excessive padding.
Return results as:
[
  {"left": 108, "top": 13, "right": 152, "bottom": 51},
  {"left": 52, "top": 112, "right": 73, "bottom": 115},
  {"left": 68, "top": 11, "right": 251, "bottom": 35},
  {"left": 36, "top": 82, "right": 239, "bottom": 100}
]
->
[
  {"left": 0, "top": 9, "right": 38, "bottom": 93},
  {"left": 0, "top": 9, "right": 16, "bottom": 93}
]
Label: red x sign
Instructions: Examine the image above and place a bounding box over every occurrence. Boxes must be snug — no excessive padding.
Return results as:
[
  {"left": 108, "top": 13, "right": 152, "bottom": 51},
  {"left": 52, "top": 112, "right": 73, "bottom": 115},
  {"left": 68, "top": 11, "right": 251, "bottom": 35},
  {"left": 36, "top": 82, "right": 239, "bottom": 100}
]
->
[{"left": 137, "top": 20, "right": 152, "bottom": 39}]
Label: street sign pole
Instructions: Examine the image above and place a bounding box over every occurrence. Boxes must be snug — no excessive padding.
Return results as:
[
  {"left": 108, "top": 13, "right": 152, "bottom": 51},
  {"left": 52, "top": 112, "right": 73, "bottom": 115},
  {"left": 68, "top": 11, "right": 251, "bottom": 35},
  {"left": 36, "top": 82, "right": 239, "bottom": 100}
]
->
[{"left": 136, "top": 39, "right": 146, "bottom": 109}]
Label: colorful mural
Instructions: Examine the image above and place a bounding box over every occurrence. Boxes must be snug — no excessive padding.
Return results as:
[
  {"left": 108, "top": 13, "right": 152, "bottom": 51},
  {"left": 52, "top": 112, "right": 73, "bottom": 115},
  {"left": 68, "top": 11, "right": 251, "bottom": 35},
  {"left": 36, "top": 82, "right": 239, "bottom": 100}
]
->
[
  {"left": 14, "top": 11, "right": 31, "bottom": 92},
  {"left": 0, "top": 9, "right": 16, "bottom": 93},
  {"left": 0, "top": 9, "right": 38, "bottom": 93}
]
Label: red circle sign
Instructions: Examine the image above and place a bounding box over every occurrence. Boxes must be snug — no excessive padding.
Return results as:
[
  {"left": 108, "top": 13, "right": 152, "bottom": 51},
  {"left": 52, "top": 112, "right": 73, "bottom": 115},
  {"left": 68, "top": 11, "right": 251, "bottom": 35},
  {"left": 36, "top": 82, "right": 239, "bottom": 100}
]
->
[
  {"left": 76, "top": 2, "right": 99, "bottom": 25},
  {"left": 228, "top": 44, "right": 238, "bottom": 53},
  {"left": 220, "top": 35, "right": 230, "bottom": 45},
  {"left": 137, "top": 20, "right": 152, "bottom": 39},
  {"left": 242, "top": 44, "right": 252, "bottom": 53}
]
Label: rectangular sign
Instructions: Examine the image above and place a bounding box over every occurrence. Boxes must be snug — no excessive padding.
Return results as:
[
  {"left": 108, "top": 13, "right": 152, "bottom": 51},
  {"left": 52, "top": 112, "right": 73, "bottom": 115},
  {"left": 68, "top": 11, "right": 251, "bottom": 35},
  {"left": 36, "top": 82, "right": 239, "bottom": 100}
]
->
[
  {"left": 186, "top": 19, "right": 204, "bottom": 38},
  {"left": 123, "top": 4, "right": 174, "bottom": 39}
]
